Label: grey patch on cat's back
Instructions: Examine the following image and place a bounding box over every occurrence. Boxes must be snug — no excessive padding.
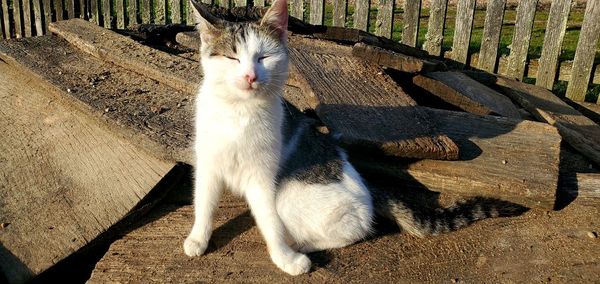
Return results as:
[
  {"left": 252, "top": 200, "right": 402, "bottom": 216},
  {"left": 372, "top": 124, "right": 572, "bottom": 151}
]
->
[{"left": 277, "top": 102, "right": 344, "bottom": 185}]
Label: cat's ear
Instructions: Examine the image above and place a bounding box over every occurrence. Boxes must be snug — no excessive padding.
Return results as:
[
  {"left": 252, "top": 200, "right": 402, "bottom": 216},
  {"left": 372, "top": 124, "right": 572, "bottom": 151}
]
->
[
  {"left": 190, "top": 0, "right": 222, "bottom": 43},
  {"left": 260, "top": 0, "right": 288, "bottom": 41}
]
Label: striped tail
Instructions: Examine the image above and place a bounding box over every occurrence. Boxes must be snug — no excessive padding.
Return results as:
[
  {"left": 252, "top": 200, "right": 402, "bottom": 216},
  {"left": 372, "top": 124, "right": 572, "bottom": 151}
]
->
[{"left": 369, "top": 186, "right": 529, "bottom": 237}]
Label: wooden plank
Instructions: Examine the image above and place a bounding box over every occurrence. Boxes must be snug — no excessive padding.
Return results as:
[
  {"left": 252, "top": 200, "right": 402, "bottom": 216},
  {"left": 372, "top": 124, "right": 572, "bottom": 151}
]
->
[
  {"left": 42, "top": 0, "right": 51, "bottom": 31},
  {"left": 450, "top": 0, "right": 475, "bottom": 65},
  {"left": 65, "top": 0, "right": 74, "bottom": 18},
  {"left": 331, "top": 0, "right": 346, "bottom": 27},
  {"left": 32, "top": 0, "right": 43, "bottom": 35},
  {"left": 465, "top": 71, "right": 600, "bottom": 167},
  {"left": 566, "top": 0, "right": 600, "bottom": 102},
  {"left": 141, "top": 0, "right": 150, "bottom": 23},
  {"left": 567, "top": 100, "right": 600, "bottom": 125},
  {"left": 233, "top": 0, "right": 246, "bottom": 7},
  {"left": 351, "top": 42, "right": 439, "bottom": 73},
  {"left": 90, "top": 0, "right": 99, "bottom": 24},
  {"left": 401, "top": 0, "right": 420, "bottom": 47},
  {"left": 413, "top": 71, "right": 521, "bottom": 118},
  {"left": 79, "top": 0, "right": 84, "bottom": 18},
  {"left": 0, "top": 48, "right": 176, "bottom": 283},
  {"left": 505, "top": 0, "right": 538, "bottom": 80},
  {"left": 287, "top": 38, "right": 459, "bottom": 160},
  {"left": 422, "top": 0, "right": 447, "bottom": 56},
  {"left": 477, "top": 0, "right": 506, "bottom": 73},
  {"left": 155, "top": 0, "right": 166, "bottom": 24},
  {"left": 128, "top": 0, "right": 138, "bottom": 26},
  {"left": 375, "top": 0, "right": 393, "bottom": 38},
  {"left": 217, "top": 0, "right": 229, "bottom": 9},
  {"left": 1, "top": 0, "right": 10, "bottom": 38},
  {"left": 254, "top": 0, "right": 265, "bottom": 7},
  {"left": 102, "top": 0, "right": 110, "bottom": 27},
  {"left": 49, "top": 19, "right": 199, "bottom": 95},
  {"left": 22, "top": 0, "right": 32, "bottom": 37},
  {"left": 355, "top": 107, "right": 561, "bottom": 209},
  {"left": 14, "top": 0, "right": 23, "bottom": 37},
  {"left": 116, "top": 0, "right": 125, "bottom": 28},
  {"left": 170, "top": 0, "right": 181, "bottom": 23},
  {"left": 290, "top": 0, "right": 302, "bottom": 20},
  {"left": 560, "top": 173, "right": 600, "bottom": 207},
  {"left": 536, "top": 0, "right": 572, "bottom": 89},
  {"left": 309, "top": 0, "right": 323, "bottom": 25},
  {"left": 353, "top": 0, "right": 369, "bottom": 31}
]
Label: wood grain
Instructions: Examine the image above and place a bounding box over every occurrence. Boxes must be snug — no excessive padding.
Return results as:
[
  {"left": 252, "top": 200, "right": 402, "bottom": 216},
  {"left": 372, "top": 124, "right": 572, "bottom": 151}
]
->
[
  {"left": 49, "top": 19, "right": 199, "bottom": 95},
  {"left": 156, "top": 0, "right": 166, "bottom": 23},
  {"left": 351, "top": 42, "right": 439, "bottom": 73},
  {"left": 450, "top": 0, "right": 475, "bottom": 65},
  {"left": 566, "top": 0, "right": 600, "bottom": 102},
  {"left": 309, "top": 0, "right": 324, "bottom": 25},
  {"left": 375, "top": 0, "right": 393, "bottom": 38},
  {"left": 1, "top": 0, "right": 10, "bottom": 38},
  {"left": 353, "top": 0, "right": 369, "bottom": 31},
  {"left": 171, "top": 0, "right": 181, "bottom": 23},
  {"left": 65, "top": 0, "right": 74, "bottom": 18},
  {"left": 413, "top": 71, "right": 521, "bottom": 118},
  {"left": 560, "top": 173, "right": 600, "bottom": 207},
  {"left": 332, "top": 0, "right": 346, "bottom": 27},
  {"left": 90, "top": 0, "right": 100, "bottom": 24},
  {"left": 422, "top": 0, "right": 447, "bottom": 56},
  {"left": 401, "top": 0, "right": 420, "bottom": 47},
  {"left": 32, "top": 0, "right": 43, "bottom": 35},
  {"left": 288, "top": 39, "right": 459, "bottom": 160},
  {"left": 42, "top": 0, "right": 51, "bottom": 30},
  {"left": 477, "top": 0, "right": 506, "bottom": 73},
  {"left": 128, "top": 0, "right": 138, "bottom": 26},
  {"left": 290, "top": 0, "right": 303, "bottom": 20},
  {"left": 355, "top": 107, "right": 561, "bottom": 209},
  {"left": 0, "top": 56, "right": 175, "bottom": 283},
  {"left": 536, "top": 0, "right": 571, "bottom": 90},
  {"left": 22, "top": 0, "right": 32, "bottom": 37},
  {"left": 141, "top": 0, "right": 151, "bottom": 23},
  {"left": 14, "top": 0, "right": 22, "bottom": 37},
  {"left": 505, "top": 0, "right": 538, "bottom": 80},
  {"left": 465, "top": 71, "right": 600, "bottom": 167},
  {"left": 116, "top": 0, "right": 125, "bottom": 28},
  {"left": 254, "top": 0, "right": 265, "bottom": 7},
  {"left": 103, "top": 0, "right": 111, "bottom": 27}
]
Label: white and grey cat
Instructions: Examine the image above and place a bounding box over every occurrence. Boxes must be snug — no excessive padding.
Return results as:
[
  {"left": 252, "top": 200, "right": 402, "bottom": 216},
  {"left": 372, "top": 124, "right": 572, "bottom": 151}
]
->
[{"left": 183, "top": 0, "right": 524, "bottom": 276}]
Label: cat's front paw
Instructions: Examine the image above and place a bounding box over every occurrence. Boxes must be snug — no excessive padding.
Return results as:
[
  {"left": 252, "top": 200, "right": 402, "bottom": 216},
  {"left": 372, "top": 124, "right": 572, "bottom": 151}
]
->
[
  {"left": 274, "top": 252, "right": 311, "bottom": 276},
  {"left": 183, "top": 237, "right": 208, "bottom": 257}
]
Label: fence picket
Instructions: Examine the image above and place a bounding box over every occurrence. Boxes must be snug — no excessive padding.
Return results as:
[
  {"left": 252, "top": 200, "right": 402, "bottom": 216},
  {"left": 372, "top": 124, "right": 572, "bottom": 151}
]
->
[
  {"left": 79, "top": 0, "right": 84, "bottom": 18},
  {"left": 401, "top": 0, "right": 420, "bottom": 47},
  {"left": 128, "top": 0, "right": 138, "bottom": 26},
  {"left": 65, "top": 0, "right": 74, "bottom": 18},
  {"left": 332, "top": 0, "right": 346, "bottom": 27},
  {"left": 309, "top": 0, "right": 323, "bottom": 25},
  {"left": 536, "top": 0, "right": 572, "bottom": 89},
  {"left": 156, "top": 0, "right": 166, "bottom": 23},
  {"left": 116, "top": 0, "right": 124, "bottom": 27},
  {"left": 0, "top": 1, "right": 5, "bottom": 38},
  {"left": 450, "top": 0, "right": 475, "bottom": 65},
  {"left": 254, "top": 0, "right": 264, "bottom": 7},
  {"left": 14, "top": 0, "right": 23, "bottom": 37},
  {"left": 422, "top": 0, "right": 447, "bottom": 56},
  {"left": 218, "top": 0, "right": 229, "bottom": 8},
  {"left": 290, "top": 0, "right": 302, "bottom": 20},
  {"left": 90, "top": 0, "right": 99, "bottom": 24},
  {"left": 1, "top": 0, "right": 10, "bottom": 38},
  {"left": 565, "top": 0, "right": 600, "bottom": 102},
  {"left": 171, "top": 0, "right": 181, "bottom": 23},
  {"left": 103, "top": 0, "right": 111, "bottom": 26},
  {"left": 505, "top": 0, "right": 537, "bottom": 80},
  {"left": 233, "top": 0, "right": 245, "bottom": 7},
  {"left": 23, "top": 0, "right": 32, "bottom": 37},
  {"left": 375, "top": 0, "right": 393, "bottom": 38},
  {"left": 353, "top": 0, "right": 369, "bottom": 31},
  {"left": 33, "top": 0, "right": 43, "bottom": 35},
  {"left": 141, "top": 0, "right": 150, "bottom": 23},
  {"left": 477, "top": 0, "right": 506, "bottom": 73}
]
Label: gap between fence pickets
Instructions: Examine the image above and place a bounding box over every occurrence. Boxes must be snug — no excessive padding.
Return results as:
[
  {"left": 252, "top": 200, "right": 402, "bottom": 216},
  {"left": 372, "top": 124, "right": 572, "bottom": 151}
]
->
[{"left": 464, "top": 71, "right": 600, "bottom": 168}]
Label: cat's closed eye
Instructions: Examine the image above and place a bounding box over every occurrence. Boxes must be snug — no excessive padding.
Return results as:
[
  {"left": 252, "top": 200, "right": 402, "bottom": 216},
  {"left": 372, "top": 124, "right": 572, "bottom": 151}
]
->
[
  {"left": 224, "top": 55, "right": 240, "bottom": 62},
  {"left": 258, "top": 56, "right": 268, "bottom": 63}
]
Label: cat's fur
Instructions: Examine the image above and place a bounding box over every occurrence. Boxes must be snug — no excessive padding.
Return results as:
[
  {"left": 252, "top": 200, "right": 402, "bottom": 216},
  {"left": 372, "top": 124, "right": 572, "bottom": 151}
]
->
[{"left": 184, "top": 0, "right": 526, "bottom": 276}]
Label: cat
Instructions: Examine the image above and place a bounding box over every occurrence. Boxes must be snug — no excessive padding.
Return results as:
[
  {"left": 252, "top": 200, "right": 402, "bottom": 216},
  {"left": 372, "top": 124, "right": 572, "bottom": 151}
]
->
[{"left": 183, "top": 0, "right": 526, "bottom": 276}]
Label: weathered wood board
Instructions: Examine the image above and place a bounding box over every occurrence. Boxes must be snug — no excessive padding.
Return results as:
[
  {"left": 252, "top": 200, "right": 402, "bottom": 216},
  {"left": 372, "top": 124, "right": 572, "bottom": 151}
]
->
[
  {"left": 48, "top": 19, "right": 200, "bottom": 95},
  {"left": 560, "top": 173, "right": 600, "bottom": 207},
  {"left": 0, "top": 36, "right": 194, "bottom": 164},
  {"left": 0, "top": 57, "right": 176, "bottom": 283},
  {"left": 352, "top": 42, "right": 439, "bottom": 73},
  {"left": 412, "top": 71, "right": 521, "bottom": 118},
  {"left": 354, "top": 107, "right": 561, "bottom": 209},
  {"left": 464, "top": 71, "right": 600, "bottom": 167},
  {"left": 87, "top": 190, "right": 600, "bottom": 283},
  {"left": 287, "top": 38, "right": 459, "bottom": 160}
]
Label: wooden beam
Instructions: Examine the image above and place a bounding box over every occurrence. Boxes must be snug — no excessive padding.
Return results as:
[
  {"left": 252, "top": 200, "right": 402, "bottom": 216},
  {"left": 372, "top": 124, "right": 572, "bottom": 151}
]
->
[
  {"left": 413, "top": 71, "right": 520, "bottom": 118},
  {"left": 464, "top": 71, "right": 600, "bottom": 167},
  {"left": 0, "top": 54, "right": 176, "bottom": 283},
  {"left": 351, "top": 42, "right": 439, "bottom": 73},
  {"left": 288, "top": 38, "right": 459, "bottom": 160},
  {"left": 49, "top": 19, "right": 200, "bottom": 95},
  {"left": 354, "top": 107, "right": 561, "bottom": 209},
  {"left": 560, "top": 173, "right": 600, "bottom": 207}
]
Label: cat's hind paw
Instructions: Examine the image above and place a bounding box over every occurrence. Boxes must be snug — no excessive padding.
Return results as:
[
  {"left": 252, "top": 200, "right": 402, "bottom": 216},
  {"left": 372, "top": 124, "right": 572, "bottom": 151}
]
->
[
  {"left": 275, "top": 252, "right": 311, "bottom": 276},
  {"left": 183, "top": 237, "right": 208, "bottom": 257}
]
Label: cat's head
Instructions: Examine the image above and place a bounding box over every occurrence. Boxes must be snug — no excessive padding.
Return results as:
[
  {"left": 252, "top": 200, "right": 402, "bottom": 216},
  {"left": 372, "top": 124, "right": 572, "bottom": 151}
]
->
[{"left": 190, "top": 0, "right": 289, "bottom": 99}]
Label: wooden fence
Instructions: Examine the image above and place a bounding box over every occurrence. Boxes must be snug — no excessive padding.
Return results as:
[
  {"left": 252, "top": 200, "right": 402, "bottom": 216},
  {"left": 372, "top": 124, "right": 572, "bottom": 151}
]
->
[{"left": 0, "top": 0, "right": 599, "bottom": 103}]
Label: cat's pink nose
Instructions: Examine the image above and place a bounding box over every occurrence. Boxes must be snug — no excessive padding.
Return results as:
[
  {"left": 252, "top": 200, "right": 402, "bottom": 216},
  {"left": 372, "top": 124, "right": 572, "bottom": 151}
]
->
[{"left": 245, "top": 73, "right": 257, "bottom": 84}]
